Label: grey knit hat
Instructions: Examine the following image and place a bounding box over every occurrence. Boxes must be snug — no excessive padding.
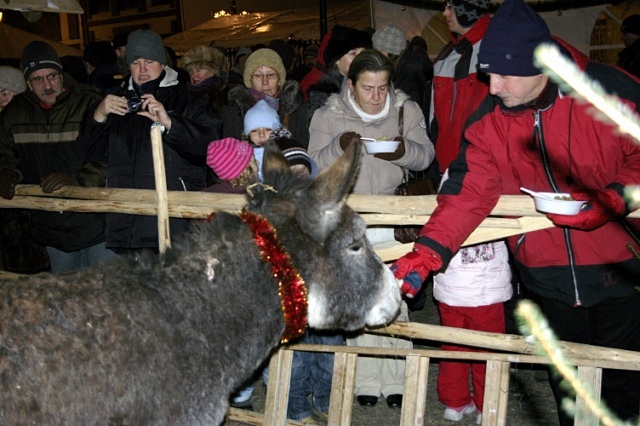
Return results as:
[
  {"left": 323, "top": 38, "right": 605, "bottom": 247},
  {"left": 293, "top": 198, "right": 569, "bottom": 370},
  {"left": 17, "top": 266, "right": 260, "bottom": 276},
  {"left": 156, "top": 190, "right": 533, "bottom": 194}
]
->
[
  {"left": 125, "top": 29, "right": 167, "bottom": 66},
  {"left": 0, "top": 66, "right": 27, "bottom": 93},
  {"left": 372, "top": 25, "right": 406, "bottom": 56},
  {"left": 20, "top": 41, "right": 63, "bottom": 78}
]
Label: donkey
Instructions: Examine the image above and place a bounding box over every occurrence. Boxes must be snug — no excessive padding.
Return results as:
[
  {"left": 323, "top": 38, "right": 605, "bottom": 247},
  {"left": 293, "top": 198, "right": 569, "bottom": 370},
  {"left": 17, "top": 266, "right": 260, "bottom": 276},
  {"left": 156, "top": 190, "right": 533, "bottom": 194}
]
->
[{"left": 0, "top": 141, "right": 401, "bottom": 425}]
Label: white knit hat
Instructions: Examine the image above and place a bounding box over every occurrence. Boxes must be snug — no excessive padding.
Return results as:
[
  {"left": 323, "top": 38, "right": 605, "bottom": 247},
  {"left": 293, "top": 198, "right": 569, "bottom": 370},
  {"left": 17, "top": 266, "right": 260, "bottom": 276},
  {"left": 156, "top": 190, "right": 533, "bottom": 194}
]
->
[{"left": 244, "top": 100, "right": 281, "bottom": 135}]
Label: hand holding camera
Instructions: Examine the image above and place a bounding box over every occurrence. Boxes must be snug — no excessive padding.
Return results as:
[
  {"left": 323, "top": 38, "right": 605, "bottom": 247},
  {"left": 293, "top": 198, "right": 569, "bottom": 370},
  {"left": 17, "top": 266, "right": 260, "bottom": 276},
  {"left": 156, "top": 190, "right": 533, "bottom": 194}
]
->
[{"left": 93, "top": 93, "right": 171, "bottom": 134}]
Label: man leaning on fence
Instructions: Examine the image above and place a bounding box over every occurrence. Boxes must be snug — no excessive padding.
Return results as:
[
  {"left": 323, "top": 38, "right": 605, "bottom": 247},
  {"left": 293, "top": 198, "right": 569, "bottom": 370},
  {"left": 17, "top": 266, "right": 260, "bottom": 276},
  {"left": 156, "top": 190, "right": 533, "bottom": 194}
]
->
[
  {"left": 0, "top": 41, "right": 115, "bottom": 274},
  {"left": 391, "top": 0, "right": 640, "bottom": 425}
]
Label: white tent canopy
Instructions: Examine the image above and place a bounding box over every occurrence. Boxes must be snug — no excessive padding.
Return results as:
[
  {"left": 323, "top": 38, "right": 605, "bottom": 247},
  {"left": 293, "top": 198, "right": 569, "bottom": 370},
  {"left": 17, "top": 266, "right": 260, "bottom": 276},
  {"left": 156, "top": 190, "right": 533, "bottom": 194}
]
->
[
  {"left": 372, "top": 0, "right": 609, "bottom": 58},
  {"left": 164, "top": 2, "right": 372, "bottom": 52}
]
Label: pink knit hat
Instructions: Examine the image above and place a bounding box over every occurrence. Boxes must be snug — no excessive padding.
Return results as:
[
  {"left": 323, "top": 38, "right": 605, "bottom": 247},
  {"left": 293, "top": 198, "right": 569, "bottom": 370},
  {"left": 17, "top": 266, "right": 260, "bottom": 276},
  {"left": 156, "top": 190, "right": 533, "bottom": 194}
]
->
[{"left": 206, "top": 137, "right": 253, "bottom": 180}]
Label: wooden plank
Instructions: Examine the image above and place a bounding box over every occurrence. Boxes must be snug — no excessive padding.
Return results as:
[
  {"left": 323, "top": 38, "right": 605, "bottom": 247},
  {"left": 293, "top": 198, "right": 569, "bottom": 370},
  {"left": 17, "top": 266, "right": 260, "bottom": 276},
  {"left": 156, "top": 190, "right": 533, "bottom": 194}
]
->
[
  {"left": 227, "top": 407, "right": 307, "bottom": 425},
  {"left": 371, "top": 322, "right": 640, "bottom": 369},
  {"left": 150, "top": 124, "right": 171, "bottom": 254},
  {"left": 9, "top": 186, "right": 640, "bottom": 219},
  {"left": 482, "top": 360, "right": 510, "bottom": 426},
  {"left": 574, "top": 366, "right": 602, "bottom": 426},
  {"left": 400, "top": 355, "right": 430, "bottom": 426},
  {"left": 328, "top": 352, "right": 357, "bottom": 425},
  {"left": 264, "top": 348, "right": 294, "bottom": 425}
]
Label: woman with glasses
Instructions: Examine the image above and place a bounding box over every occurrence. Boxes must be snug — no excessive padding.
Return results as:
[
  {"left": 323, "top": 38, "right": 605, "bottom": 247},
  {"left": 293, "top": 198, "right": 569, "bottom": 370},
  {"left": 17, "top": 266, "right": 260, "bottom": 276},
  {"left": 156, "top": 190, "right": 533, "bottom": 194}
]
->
[{"left": 219, "top": 47, "right": 309, "bottom": 149}]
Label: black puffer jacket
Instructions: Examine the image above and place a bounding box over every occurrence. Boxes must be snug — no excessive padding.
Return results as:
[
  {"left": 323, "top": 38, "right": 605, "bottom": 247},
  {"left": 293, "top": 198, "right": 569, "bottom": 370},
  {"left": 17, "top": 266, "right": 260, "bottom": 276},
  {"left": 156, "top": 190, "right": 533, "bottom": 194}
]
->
[
  {"left": 78, "top": 67, "right": 222, "bottom": 251},
  {"left": 0, "top": 74, "right": 107, "bottom": 252},
  {"left": 219, "top": 79, "right": 309, "bottom": 149}
]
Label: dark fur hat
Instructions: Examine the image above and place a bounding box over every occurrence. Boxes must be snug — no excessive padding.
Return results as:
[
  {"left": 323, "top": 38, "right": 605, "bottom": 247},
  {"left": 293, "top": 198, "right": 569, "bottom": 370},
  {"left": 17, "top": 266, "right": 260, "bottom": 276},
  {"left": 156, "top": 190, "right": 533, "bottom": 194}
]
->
[{"left": 323, "top": 25, "right": 372, "bottom": 68}]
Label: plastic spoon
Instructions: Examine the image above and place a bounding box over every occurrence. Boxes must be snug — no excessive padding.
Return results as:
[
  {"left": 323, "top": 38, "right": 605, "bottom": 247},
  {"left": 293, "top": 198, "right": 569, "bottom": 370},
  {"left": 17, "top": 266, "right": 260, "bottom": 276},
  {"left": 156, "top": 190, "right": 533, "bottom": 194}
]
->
[{"left": 519, "top": 187, "right": 556, "bottom": 200}]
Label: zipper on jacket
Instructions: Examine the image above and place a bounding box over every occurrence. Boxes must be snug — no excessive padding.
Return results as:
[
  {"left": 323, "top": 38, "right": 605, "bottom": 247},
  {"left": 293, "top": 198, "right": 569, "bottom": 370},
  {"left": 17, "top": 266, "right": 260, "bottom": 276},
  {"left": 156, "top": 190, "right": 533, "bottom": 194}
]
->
[
  {"left": 535, "top": 110, "right": 582, "bottom": 306},
  {"left": 449, "top": 84, "right": 457, "bottom": 122}
]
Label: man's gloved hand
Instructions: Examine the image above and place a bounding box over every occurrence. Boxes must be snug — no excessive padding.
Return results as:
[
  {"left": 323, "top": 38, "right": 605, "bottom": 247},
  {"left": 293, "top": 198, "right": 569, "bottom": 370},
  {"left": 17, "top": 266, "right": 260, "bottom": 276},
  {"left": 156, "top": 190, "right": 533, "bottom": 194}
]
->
[
  {"left": 391, "top": 244, "right": 443, "bottom": 298},
  {"left": 374, "top": 136, "right": 406, "bottom": 161},
  {"left": 40, "top": 172, "right": 79, "bottom": 193},
  {"left": 0, "top": 169, "right": 23, "bottom": 200},
  {"left": 547, "top": 188, "right": 626, "bottom": 231},
  {"left": 339, "top": 131, "right": 362, "bottom": 151}
]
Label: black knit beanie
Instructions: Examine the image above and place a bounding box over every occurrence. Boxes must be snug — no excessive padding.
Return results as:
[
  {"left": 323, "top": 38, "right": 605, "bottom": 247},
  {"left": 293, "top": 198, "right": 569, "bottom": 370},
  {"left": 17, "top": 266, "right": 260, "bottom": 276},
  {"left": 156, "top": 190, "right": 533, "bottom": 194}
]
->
[
  {"left": 621, "top": 15, "right": 640, "bottom": 36},
  {"left": 20, "top": 41, "right": 63, "bottom": 78},
  {"left": 323, "top": 25, "right": 373, "bottom": 67},
  {"left": 477, "top": 0, "right": 551, "bottom": 76},
  {"left": 450, "top": 0, "right": 490, "bottom": 28}
]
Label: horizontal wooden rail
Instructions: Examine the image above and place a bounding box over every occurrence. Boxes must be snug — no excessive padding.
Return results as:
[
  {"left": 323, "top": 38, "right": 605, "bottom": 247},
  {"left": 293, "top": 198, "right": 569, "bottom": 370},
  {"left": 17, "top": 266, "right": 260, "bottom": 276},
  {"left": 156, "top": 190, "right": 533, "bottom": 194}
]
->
[{"left": 4, "top": 185, "right": 639, "bottom": 262}]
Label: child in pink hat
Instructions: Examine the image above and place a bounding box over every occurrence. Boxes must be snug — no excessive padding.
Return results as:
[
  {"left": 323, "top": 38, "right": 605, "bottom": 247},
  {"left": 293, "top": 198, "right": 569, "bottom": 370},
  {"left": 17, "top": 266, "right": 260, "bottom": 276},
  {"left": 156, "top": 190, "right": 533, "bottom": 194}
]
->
[{"left": 204, "top": 137, "right": 258, "bottom": 193}]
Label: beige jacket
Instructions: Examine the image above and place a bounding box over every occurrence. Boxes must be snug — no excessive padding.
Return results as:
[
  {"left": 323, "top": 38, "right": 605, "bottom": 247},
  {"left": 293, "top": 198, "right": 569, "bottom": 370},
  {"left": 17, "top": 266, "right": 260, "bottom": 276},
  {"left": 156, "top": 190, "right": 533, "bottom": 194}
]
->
[{"left": 309, "top": 80, "right": 434, "bottom": 195}]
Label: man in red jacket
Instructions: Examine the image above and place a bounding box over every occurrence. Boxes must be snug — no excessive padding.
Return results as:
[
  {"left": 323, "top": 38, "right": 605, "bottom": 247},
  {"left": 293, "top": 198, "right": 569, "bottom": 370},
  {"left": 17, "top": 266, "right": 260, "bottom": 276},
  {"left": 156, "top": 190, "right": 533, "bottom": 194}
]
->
[
  {"left": 393, "top": 0, "right": 640, "bottom": 424},
  {"left": 430, "top": 0, "right": 491, "bottom": 181}
]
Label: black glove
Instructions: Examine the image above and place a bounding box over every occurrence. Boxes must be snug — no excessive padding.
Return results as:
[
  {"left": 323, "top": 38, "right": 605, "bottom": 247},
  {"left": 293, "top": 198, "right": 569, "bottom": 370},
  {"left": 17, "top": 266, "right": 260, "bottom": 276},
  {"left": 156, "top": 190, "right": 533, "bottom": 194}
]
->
[
  {"left": 40, "top": 172, "right": 79, "bottom": 193},
  {"left": 0, "top": 169, "right": 22, "bottom": 200},
  {"left": 374, "top": 136, "right": 406, "bottom": 161},
  {"left": 339, "top": 131, "right": 362, "bottom": 151}
]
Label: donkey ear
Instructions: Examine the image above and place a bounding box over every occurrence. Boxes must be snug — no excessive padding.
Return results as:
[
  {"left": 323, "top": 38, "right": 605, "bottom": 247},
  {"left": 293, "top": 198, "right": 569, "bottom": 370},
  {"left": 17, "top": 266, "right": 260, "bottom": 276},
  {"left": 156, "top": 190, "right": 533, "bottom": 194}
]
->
[
  {"left": 299, "top": 142, "right": 362, "bottom": 241},
  {"left": 262, "top": 140, "right": 291, "bottom": 179}
]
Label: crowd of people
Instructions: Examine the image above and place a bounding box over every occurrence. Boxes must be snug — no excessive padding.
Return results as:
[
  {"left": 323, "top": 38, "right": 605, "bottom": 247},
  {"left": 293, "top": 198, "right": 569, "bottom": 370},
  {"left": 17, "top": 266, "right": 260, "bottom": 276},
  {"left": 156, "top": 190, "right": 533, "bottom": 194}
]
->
[{"left": 0, "top": 0, "right": 638, "bottom": 424}]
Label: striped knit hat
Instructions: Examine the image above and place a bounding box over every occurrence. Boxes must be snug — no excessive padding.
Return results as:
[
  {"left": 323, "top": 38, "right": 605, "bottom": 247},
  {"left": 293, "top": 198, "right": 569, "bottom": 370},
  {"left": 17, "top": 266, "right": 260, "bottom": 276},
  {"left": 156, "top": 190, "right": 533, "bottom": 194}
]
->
[{"left": 206, "top": 138, "right": 254, "bottom": 180}]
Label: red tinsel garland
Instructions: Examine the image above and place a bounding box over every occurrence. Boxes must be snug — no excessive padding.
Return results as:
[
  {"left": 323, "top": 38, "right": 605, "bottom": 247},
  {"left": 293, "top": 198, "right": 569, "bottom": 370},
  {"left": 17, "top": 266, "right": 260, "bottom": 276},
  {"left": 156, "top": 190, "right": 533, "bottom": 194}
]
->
[{"left": 238, "top": 211, "right": 308, "bottom": 343}]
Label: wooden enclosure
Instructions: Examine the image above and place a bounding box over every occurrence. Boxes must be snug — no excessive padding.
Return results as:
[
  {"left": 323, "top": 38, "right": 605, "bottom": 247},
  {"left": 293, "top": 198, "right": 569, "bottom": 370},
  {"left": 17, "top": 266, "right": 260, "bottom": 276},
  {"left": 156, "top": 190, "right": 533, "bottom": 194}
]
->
[{"left": 1, "top": 185, "right": 639, "bottom": 425}]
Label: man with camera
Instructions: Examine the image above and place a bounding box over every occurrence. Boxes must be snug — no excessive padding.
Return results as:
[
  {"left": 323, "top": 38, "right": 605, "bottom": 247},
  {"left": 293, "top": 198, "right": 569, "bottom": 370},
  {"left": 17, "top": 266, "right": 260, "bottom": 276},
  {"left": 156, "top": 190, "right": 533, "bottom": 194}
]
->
[
  {"left": 79, "top": 29, "right": 222, "bottom": 253},
  {"left": 0, "top": 41, "right": 115, "bottom": 273}
]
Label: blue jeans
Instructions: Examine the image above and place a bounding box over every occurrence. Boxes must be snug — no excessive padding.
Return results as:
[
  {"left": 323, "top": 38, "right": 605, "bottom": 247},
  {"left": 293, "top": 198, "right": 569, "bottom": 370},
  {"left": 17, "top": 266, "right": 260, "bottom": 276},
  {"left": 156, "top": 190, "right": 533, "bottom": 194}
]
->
[
  {"left": 46, "top": 242, "right": 116, "bottom": 274},
  {"left": 287, "top": 329, "right": 343, "bottom": 420}
]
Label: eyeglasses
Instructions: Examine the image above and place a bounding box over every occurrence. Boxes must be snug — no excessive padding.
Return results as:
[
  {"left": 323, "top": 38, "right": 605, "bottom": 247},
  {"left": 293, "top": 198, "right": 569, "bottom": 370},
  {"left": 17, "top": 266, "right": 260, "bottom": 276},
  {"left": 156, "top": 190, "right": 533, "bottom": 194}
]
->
[
  {"left": 444, "top": 2, "right": 452, "bottom": 11},
  {"left": 29, "top": 72, "right": 61, "bottom": 84},
  {"left": 251, "top": 73, "right": 278, "bottom": 81}
]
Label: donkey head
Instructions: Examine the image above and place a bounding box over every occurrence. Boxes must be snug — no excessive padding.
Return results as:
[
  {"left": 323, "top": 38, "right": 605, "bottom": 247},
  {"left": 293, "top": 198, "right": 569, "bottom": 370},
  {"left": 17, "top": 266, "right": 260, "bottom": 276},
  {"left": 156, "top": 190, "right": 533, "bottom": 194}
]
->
[{"left": 246, "top": 142, "right": 401, "bottom": 332}]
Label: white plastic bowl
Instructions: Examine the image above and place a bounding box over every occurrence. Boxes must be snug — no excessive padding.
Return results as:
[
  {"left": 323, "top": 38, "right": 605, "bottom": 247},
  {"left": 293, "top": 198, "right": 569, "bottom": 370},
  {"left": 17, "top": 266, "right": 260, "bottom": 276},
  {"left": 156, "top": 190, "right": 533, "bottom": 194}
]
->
[
  {"left": 362, "top": 139, "right": 400, "bottom": 154},
  {"left": 532, "top": 192, "right": 586, "bottom": 215}
]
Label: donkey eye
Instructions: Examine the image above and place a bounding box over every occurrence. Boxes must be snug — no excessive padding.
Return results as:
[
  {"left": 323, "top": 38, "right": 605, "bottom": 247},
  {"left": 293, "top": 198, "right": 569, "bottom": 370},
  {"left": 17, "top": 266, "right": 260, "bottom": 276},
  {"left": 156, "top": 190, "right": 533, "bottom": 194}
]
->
[{"left": 349, "top": 243, "right": 362, "bottom": 252}]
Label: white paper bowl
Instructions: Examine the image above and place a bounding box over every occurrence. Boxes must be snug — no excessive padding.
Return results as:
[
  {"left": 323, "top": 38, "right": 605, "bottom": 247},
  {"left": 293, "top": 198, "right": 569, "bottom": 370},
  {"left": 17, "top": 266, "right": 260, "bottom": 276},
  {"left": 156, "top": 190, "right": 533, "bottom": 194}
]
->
[
  {"left": 532, "top": 192, "right": 586, "bottom": 215},
  {"left": 363, "top": 139, "right": 400, "bottom": 154}
]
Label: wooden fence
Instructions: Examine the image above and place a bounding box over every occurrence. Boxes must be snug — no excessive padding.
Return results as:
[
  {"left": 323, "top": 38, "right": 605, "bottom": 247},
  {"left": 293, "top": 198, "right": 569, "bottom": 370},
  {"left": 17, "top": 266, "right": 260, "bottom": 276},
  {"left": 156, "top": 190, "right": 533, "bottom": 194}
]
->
[{"left": 2, "top": 185, "right": 640, "bottom": 425}]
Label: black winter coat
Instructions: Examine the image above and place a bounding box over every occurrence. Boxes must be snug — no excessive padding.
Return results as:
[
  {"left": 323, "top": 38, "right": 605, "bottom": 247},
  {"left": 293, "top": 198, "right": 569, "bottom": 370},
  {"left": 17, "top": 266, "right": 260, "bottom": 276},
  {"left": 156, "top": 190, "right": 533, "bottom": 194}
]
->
[
  {"left": 78, "top": 68, "right": 222, "bottom": 251},
  {"left": 220, "top": 80, "right": 309, "bottom": 149}
]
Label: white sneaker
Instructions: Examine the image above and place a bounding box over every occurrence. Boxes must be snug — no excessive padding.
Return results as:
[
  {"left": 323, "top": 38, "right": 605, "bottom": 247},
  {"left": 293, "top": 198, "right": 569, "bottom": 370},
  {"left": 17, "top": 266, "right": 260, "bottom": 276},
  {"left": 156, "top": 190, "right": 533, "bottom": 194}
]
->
[
  {"left": 443, "top": 401, "right": 477, "bottom": 422},
  {"left": 476, "top": 413, "right": 482, "bottom": 425}
]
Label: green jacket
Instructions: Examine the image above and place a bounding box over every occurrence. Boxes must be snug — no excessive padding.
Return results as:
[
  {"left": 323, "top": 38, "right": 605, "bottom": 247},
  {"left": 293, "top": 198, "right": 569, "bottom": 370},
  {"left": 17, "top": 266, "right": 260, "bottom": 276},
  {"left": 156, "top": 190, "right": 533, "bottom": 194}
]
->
[{"left": 0, "top": 73, "right": 107, "bottom": 252}]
